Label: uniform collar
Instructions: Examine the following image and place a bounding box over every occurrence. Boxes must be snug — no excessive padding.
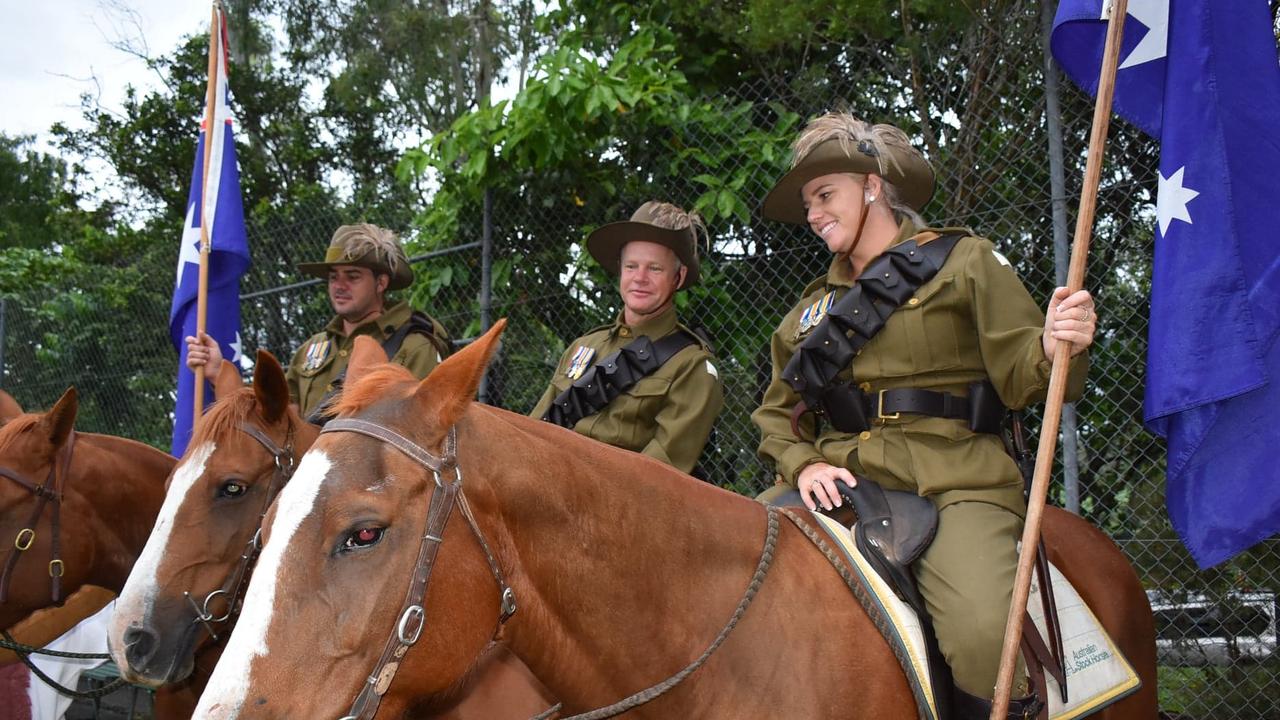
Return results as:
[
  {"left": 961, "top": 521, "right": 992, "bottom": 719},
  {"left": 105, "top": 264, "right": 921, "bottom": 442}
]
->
[
  {"left": 611, "top": 304, "right": 679, "bottom": 340},
  {"left": 823, "top": 220, "right": 970, "bottom": 288},
  {"left": 324, "top": 299, "right": 412, "bottom": 338}
]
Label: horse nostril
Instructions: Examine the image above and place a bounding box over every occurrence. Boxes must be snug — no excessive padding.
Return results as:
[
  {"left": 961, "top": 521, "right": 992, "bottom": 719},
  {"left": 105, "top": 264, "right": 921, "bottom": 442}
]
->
[{"left": 123, "top": 625, "right": 158, "bottom": 669}]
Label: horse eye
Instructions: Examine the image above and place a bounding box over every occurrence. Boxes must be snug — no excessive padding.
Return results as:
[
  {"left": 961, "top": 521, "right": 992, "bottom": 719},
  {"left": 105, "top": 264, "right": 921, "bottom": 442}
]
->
[
  {"left": 343, "top": 527, "right": 384, "bottom": 551},
  {"left": 218, "top": 480, "right": 247, "bottom": 498}
]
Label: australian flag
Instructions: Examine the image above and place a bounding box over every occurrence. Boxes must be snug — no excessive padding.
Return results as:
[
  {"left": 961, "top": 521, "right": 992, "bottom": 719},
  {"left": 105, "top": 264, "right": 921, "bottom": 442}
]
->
[
  {"left": 169, "top": 11, "right": 250, "bottom": 456},
  {"left": 1052, "top": 0, "right": 1280, "bottom": 567}
]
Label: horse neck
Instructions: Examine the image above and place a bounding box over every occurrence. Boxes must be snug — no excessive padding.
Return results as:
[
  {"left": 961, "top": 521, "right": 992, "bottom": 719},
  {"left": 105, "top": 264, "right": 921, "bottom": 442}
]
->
[
  {"left": 72, "top": 434, "right": 173, "bottom": 590},
  {"left": 462, "top": 408, "right": 769, "bottom": 701}
]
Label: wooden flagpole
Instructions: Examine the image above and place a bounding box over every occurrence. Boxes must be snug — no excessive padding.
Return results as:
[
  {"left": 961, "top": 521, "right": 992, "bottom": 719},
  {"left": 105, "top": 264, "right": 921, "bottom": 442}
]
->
[
  {"left": 193, "top": 1, "right": 221, "bottom": 422},
  {"left": 989, "top": 0, "right": 1129, "bottom": 716}
]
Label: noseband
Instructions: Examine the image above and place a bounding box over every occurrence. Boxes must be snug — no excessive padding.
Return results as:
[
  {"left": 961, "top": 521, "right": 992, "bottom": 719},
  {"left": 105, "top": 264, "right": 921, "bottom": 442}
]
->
[
  {"left": 320, "top": 418, "right": 516, "bottom": 720},
  {"left": 183, "top": 422, "right": 296, "bottom": 642},
  {"left": 0, "top": 431, "right": 77, "bottom": 606}
]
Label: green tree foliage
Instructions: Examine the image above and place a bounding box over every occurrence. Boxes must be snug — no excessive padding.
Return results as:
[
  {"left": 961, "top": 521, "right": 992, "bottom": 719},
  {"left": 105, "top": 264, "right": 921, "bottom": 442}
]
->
[{"left": 0, "top": 135, "right": 173, "bottom": 446}]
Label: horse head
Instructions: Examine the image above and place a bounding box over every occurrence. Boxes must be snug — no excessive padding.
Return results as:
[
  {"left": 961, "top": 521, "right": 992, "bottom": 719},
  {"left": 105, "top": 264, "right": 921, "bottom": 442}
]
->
[
  {"left": 0, "top": 388, "right": 86, "bottom": 629},
  {"left": 110, "top": 352, "right": 319, "bottom": 687},
  {"left": 193, "top": 323, "right": 509, "bottom": 719}
]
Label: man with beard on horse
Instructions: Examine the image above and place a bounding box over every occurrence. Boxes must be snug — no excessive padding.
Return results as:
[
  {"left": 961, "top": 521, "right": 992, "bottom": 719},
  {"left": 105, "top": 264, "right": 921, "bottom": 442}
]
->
[
  {"left": 185, "top": 223, "right": 452, "bottom": 424},
  {"left": 531, "top": 201, "right": 724, "bottom": 475},
  {"left": 752, "top": 111, "right": 1097, "bottom": 718}
]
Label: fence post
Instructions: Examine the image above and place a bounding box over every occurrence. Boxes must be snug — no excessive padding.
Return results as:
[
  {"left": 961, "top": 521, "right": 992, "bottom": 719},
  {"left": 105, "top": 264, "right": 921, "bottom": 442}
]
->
[
  {"left": 478, "top": 186, "right": 494, "bottom": 403},
  {"left": 0, "top": 297, "right": 6, "bottom": 389},
  {"left": 1041, "top": 0, "right": 1081, "bottom": 513}
]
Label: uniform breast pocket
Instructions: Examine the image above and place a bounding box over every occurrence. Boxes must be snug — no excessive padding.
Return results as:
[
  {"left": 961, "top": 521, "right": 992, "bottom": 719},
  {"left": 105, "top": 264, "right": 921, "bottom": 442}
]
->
[
  {"left": 896, "top": 276, "right": 965, "bottom": 373},
  {"left": 617, "top": 377, "right": 673, "bottom": 449}
]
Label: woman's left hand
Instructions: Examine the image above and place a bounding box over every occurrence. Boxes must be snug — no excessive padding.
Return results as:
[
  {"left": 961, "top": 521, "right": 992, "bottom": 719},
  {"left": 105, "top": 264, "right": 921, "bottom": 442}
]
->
[{"left": 1043, "top": 287, "right": 1096, "bottom": 360}]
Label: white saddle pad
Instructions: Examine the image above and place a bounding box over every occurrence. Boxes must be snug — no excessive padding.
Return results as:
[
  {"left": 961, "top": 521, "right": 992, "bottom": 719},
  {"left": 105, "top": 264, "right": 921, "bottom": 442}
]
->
[{"left": 810, "top": 512, "right": 1141, "bottom": 720}]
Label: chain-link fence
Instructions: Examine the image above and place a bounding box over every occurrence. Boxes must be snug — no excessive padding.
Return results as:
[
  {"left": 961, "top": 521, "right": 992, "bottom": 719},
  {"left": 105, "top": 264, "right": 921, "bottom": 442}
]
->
[{"left": 3, "top": 1, "right": 1277, "bottom": 717}]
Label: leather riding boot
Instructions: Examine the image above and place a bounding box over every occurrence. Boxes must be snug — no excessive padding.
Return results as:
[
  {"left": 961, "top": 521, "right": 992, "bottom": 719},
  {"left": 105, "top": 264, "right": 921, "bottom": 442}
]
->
[{"left": 952, "top": 688, "right": 1045, "bottom": 720}]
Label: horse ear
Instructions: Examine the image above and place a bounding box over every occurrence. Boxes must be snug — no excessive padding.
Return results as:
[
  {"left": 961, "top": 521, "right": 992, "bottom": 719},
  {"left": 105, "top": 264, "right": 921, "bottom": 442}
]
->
[
  {"left": 347, "top": 335, "right": 389, "bottom": 387},
  {"left": 414, "top": 319, "right": 506, "bottom": 429},
  {"left": 253, "top": 350, "right": 290, "bottom": 424},
  {"left": 214, "top": 360, "right": 245, "bottom": 403},
  {"left": 0, "top": 390, "right": 22, "bottom": 422},
  {"left": 43, "top": 387, "right": 78, "bottom": 449}
]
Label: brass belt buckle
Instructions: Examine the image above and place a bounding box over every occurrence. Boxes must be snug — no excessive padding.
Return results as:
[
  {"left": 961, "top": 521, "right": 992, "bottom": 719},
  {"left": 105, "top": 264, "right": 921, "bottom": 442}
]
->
[{"left": 876, "top": 390, "right": 900, "bottom": 421}]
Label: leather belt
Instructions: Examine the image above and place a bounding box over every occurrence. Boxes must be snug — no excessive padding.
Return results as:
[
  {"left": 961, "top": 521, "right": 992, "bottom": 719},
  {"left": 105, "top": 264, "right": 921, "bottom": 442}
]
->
[{"left": 822, "top": 380, "right": 1006, "bottom": 435}]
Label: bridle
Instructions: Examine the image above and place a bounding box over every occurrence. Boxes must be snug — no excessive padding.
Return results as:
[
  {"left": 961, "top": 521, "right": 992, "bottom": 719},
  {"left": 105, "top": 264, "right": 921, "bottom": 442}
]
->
[
  {"left": 321, "top": 418, "right": 515, "bottom": 720},
  {"left": 182, "top": 421, "right": 296, "bottom": 642},
  {"left": 321, "top": 416, "right": 780, "bottom": 720},
  {"left": 0, "top": 431, "right": 77, "bottom": 606}
]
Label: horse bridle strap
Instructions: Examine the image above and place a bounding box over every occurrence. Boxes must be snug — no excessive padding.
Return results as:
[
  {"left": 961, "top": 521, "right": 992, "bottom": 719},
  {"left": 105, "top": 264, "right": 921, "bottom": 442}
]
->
[
  {"left": 321, "top": 419, "right": 515, "bottom": 720},
  {"left": 531, "top": 506, "right": 782, "bottom": 720},
  {"left": 0, "top": 431, "right": 77, "bottom": 605},
  {"left": 184, "top": 422, "right": 297, "bottom": 642}
]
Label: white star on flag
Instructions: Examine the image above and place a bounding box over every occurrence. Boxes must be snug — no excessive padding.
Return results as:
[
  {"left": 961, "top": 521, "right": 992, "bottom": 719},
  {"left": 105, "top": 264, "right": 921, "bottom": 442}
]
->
[
  {"left": 1157, "top": 166, "right": 1200, "bottom": 237},
  {"left": 176, "top": 203, "right": 202, "bottom": 288},
  {"left": 1118, "top": 0, "right": 1169, "bottom": 70},
  {"left": 230, "top": 331, "right": 243, "bottom": 363}
]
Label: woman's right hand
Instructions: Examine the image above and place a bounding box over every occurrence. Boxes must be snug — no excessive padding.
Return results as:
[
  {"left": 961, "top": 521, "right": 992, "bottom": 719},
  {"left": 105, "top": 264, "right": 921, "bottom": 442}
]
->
[
  {"left": 184, "top": 332, "right": 224, "bottom": 381},
  {"left": 797, "top": 462, "right": 858, "bottom": 512}
]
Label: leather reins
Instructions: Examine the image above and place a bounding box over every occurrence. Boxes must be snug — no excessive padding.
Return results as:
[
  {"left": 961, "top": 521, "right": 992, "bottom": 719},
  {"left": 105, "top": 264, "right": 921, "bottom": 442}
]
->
[
  {"left": 321, "top": 417, "right": 781, "bottom": 720},
  {"left": 0, "top": 431, "right": 77, "bottom": 605}
]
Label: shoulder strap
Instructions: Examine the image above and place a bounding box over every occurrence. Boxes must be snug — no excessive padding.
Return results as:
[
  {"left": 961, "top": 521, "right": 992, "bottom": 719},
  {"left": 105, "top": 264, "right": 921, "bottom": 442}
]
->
[
  {"left": 541, "top": 330, "right": 700, "bottom": 429},
  {"left": 782, "top": 233, "right": 965, "bottom": 411},
  {"left": 383, "top": 311, "right": 452, "bottom": 361}
]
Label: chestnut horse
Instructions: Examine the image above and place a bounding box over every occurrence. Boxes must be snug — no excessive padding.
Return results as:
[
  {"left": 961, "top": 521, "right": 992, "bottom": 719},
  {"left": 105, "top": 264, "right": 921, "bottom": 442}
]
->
[
  {"left": 0, "top": 388, "right": 173, "bottom": 632},
  {"left": 193, "top": 323, "right": 1156, "bottom": 719},
  {"left": 111, "top": 351, "right": 553, "bottom": 719}
]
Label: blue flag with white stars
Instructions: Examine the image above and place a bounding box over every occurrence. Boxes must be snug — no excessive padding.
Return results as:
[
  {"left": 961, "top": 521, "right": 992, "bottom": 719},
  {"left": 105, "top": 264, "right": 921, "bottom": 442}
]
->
[
  {"left": 169, "top": 13, "right": 251, "bottom": 457},
  {"left": 1052, "top": 0, "right": 1280, "bottom": 567}
]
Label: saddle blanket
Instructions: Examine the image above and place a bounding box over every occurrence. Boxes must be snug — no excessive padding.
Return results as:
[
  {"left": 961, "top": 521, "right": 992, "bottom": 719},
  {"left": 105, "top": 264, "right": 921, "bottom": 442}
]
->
[{"left": 810, "top": 512, "right": 1141, "bottom": 720}]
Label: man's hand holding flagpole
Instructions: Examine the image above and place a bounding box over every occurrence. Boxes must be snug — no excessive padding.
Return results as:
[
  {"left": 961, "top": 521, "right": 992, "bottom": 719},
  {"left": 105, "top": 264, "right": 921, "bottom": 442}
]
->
[
  {"left": 168, "top": 1, "right": 249, "bottom": 457},
  {"left": 193, "top": 1, "right": 223, "bottom": 419}
]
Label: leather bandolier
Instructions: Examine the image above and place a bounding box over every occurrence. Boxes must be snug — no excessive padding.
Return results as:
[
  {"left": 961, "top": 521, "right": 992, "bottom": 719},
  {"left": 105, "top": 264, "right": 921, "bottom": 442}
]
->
[
  {"left": 782, "top": 232, "right": 1006, "bottom": 437},
  {"left": 542, "top": 330, "right": 700, "bottom": 429}
]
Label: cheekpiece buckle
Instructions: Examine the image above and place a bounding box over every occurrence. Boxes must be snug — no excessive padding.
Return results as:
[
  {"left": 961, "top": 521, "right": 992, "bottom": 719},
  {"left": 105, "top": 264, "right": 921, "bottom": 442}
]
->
[{"left": 397, "top": 604, "right": 426, "bottom": 645}]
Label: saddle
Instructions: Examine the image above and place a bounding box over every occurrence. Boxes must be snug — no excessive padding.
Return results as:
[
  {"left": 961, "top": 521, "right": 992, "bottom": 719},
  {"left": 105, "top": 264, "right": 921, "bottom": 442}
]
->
[{"left": 768, "top": 480, "right": 1061, "bottom": 720}]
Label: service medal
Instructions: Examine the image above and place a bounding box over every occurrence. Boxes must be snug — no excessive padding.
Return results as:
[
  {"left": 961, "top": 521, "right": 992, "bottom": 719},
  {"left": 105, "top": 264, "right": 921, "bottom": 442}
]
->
[
  {"left": 303, "top": 339, "right": 331, "bottom": 371},
  {"left": 566, "top": 345, "right": 595, "bottom": 380},
  {"left": 795, "top": 291, "right": 837, "bottom": 340}
]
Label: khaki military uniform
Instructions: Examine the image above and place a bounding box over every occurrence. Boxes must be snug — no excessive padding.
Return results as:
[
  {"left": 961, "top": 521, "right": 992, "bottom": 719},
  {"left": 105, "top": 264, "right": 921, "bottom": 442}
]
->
[
  {"left": 752, "top": 222, "right": 1088, "bottom": 696},
  {"left": 286, "top": 300, "right": 445, "bottom": 419},
  {"left": 530, "top": 306, "right": 724, "bottom": 474}
]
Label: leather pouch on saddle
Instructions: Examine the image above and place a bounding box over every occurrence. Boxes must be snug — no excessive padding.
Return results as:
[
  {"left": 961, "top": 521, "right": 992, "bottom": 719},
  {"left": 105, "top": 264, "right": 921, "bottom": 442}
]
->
[
  {"left": 767, "top": 479, "right": 937, "bottom": 606},
  {"left": 835, "top": 480, "right": 937, "bottom": 604}
]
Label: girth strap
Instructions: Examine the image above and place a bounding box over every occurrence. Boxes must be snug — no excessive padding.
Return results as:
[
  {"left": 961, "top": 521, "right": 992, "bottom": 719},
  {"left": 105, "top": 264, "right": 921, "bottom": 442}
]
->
[{"left": 542, "top": 330, "right": 700, "bottom": 429}]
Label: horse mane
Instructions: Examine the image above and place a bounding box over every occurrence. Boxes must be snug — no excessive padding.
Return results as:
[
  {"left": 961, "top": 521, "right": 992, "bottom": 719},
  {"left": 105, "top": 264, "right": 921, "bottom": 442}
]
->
[
  {"left": 189, "top": 388, "right": 261, "bottom": 449},
  {"left": 331, "top": 364, "right": 416, "bottom": 417},
  {"left": 0, "top": 415, "right": 40, "bottom": 451}
]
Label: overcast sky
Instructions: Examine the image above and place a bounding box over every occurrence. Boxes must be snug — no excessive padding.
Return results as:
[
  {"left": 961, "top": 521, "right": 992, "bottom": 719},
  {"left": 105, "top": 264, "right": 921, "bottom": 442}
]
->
[{"left": 1, "top": 0, "right": 202, "bottom": 154}]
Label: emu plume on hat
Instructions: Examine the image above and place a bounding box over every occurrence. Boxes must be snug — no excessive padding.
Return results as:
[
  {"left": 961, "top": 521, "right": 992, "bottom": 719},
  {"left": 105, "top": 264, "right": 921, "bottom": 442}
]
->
[
  {"left": 296, "top": 223, "right": 414, "bottom": 290},
  {"left": 585, "top": 201, "right": 704, "bottom": 289}
]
